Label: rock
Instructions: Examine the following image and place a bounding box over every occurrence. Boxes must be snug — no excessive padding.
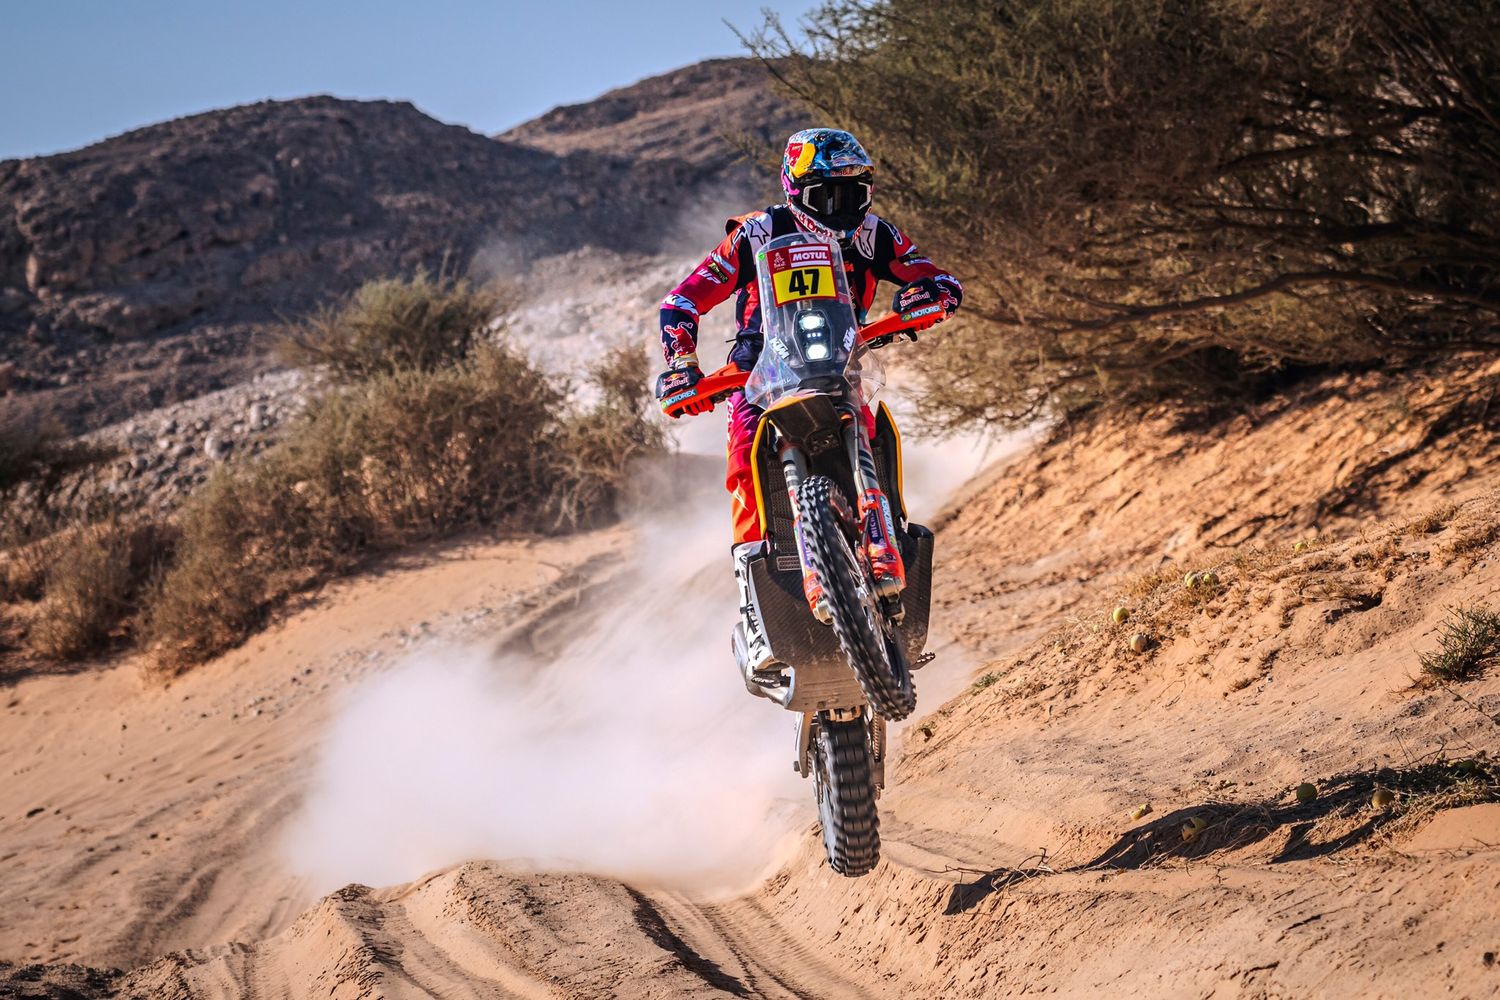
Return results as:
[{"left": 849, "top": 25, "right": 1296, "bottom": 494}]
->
[
  {"left": 204, "top": 433, "right": 232, "bottom": 461},
  {"left": 0, "top": 286, "right": 31, "bottom": 318},
  {"left": 156, "top": 437, "right": 175, "bottom": 452},
  {"left": 173, "top": 443, "right": 195, "bottom": 460},
  {"left": 248, "top": 401, "right": 270, "bottom": 427},
  {"left": 0, "top": 362, "right": 14, "bottom": 393}
]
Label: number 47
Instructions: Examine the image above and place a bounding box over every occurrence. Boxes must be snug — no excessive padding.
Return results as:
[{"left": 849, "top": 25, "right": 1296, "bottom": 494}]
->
[{"left": 787, "top": 268, "right": 821, "bottom": 296}]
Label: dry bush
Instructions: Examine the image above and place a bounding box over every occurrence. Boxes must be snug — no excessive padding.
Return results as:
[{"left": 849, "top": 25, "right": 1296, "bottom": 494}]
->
[
  {"left": 549, "top": 345, "right": 669, "bottom": 527},
  {"left": 1442, "top": 523, "right": 1500, "bottom": 559},
  {"left": 1, "top": 533, "right": 67, "bottom": 604},
  {"left": 146, "top": 341, "right": 662, "bottom": 672},
  {"left": 1300, "top": 758, "right": 1499, "bottom": 851},
  {"left": 1419, "top": 605, "right": 1500, "bottom": 682},
  {"left": 277, "top": 269, "right": 503, "bottom": 382},
  {"left": 1375, "top": 770, "right": 1499, "bottom": 844},
  {"left": 0, "top": 422, "right": 60, "bottom": 491},
  {"left": 1404, "top": 502, "right": 1461, "bottom": 537},
  {"left": 25, "top": 519, "right": 171, "bottom": 660},
  {"left": 753, "top": 0, "right": 1500, "bottom": 427},
  {"left": 0, "top": 420, "right": 114, "bottom": 494}
]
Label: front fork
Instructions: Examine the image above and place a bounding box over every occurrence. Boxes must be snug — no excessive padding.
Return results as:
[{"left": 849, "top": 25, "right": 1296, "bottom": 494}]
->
[
  {"left": 783, "top": 406, "right": 906, "bottom": 624},
  {"left": 846, "top": 410, "right": 907, "bottom": 603},
  {"left": 796, "top": 708, "right": 885, "bottom": 792}
]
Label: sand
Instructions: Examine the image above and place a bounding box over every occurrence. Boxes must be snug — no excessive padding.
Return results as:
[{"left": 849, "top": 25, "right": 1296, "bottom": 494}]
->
[{"left": 3, "top": 360, "right": 1500, "bottom": 998}]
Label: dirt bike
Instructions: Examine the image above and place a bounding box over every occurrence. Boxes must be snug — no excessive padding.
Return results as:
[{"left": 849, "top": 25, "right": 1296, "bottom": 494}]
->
[{"left": 663, "top": 232, "right": 944, "bottom": 876}]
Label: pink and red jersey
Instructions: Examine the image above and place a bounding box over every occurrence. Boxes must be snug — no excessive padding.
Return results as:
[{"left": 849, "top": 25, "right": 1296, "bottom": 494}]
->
[{"left": 659, "top": 205, "right": 962, "bottom": 370}]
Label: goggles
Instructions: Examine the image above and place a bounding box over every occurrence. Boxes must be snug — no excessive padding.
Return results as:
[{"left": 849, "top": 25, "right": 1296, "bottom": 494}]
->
[{"left": 797, "top": 175, "right": 873, "bottom": 221}]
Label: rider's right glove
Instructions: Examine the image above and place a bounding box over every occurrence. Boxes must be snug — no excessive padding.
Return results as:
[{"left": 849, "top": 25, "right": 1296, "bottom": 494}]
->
[{"left": 655, "top": 361, "right": 712, "bottom": 417}]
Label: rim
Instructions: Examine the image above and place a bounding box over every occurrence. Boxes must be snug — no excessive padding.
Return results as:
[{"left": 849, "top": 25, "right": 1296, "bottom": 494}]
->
[{"left": 814, "top": 731, "right": 839, "bottom": 858}]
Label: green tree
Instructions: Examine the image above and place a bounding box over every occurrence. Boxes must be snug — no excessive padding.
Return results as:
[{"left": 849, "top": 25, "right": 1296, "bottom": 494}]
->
[{"left": 753, "top": 0, "right": 1500, "bottom": 425}]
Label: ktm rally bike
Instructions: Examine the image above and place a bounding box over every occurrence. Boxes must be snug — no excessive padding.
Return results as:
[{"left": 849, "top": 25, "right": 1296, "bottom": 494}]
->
[{"left": 663, "top": 232, "right": 945, "bottom": 876}]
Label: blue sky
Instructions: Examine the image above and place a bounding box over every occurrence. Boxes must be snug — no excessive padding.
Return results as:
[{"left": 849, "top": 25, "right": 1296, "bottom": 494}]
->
[{"left": 0, "top": 0, "right": 821, "bottom": 160}]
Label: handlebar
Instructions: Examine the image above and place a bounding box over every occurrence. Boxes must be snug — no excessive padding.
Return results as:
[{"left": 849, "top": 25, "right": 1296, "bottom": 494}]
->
[{"left": 661, "top": 305, "right": 946, "bottom": 419}]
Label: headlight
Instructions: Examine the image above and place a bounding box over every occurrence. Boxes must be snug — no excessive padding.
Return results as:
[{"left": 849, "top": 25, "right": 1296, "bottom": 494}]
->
[{"left": 797, "top": 310, "right": 831, "bottom": 360}]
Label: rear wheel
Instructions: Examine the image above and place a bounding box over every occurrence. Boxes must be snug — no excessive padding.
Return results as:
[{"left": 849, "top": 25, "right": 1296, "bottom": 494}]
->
[
  {"left": 798, "top": 475, "right": 916, "bottom": 720},
  {"left": 812, "top": 714, "right": 879, "bottom": 876}
]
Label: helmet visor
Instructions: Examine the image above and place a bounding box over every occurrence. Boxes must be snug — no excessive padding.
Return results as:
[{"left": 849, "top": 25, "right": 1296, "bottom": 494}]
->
[{"left": 797, "top": 176, "right": 873, "bottom": 230}]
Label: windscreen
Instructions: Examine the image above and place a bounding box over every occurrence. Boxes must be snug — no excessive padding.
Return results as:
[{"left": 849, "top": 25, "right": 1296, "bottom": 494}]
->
[{"left": 744, "top": 232, "right": 883, "bottom": 409}]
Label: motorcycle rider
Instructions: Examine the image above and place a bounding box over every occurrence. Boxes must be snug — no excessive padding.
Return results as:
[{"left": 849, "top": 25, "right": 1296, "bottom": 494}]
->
[{"left": 653, "top": 128, "right": 962, "bottom": 609}]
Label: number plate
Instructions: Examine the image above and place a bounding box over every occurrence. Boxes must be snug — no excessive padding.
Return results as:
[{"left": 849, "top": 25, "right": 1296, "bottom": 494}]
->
[{"left": 766, "top": 243, "right": 837, "bottom": 307}]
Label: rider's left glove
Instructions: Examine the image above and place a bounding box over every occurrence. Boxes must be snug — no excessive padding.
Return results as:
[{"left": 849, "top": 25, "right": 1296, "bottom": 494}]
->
[
  {"left": 655, "top": 359, "right": 712, "bottom": 417},
  {"left": 893, "top": 276, "right": 960, "bottom": 318}
]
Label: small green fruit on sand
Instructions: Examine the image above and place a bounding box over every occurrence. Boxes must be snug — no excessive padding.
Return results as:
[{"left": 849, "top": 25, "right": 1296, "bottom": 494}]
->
[
  {"left": 1130, "top": 802, "right": 1152, "bottom": 820},
  {"left": 1198, "top": 571, "right": 1219, "bottom": 588},
  {"left": 1372, "top": 788, "right": 1397, "bottom": 809},
  {"left": 1128, "top": 633, "right": 1151, "bottom": 654},
  {"left": 1295, "top": 782, "right": 1317, "bottom": 803},
  {"left": 1184, "top": 572, "right": 1200, "bottom": 588},
  {"left": 1294, "top": 540, "right": 1308, "bottom": 552},
  {"left": 1181, "top": 816, "right": 1208, "bottom": 842},
  {"left": 1112, "top": 606, "right": 1130, "bottom": 624}
]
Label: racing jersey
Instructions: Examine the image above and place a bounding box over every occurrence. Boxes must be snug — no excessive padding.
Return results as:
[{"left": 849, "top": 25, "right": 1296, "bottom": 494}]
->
[{"left": 659, "top": 205, "right": 962, "bottom": 371}]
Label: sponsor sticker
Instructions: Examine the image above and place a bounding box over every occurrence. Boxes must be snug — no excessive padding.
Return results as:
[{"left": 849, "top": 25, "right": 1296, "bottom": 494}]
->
[
  {"left": 766, "top": 243, "right": 837, "bottom": 307},
  {"left": 663, "top": 322, "right": 696, "bottom": 356},
  {"left": 662, "top": 294, "right": 700, "bottom": 316},
  {"left": 697, "top": 252, "right": 733, "bottom": 285}
]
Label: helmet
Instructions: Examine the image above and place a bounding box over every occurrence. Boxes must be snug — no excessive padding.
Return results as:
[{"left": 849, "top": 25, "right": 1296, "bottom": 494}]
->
[{"left": 781, "top": 128, "right": 875, "bottom": 239}]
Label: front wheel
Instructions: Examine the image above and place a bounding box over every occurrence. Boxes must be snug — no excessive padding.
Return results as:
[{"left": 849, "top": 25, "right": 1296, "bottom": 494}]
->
[
  {"left": 812, "top": 714, "right": 879, "bottom": 876},
  {"left": 798, "top": 475, "right": 916, "bottom": 720}
]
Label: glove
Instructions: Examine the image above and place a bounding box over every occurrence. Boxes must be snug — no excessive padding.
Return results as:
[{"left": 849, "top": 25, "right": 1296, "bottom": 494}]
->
[
  {"left": 654, "top": 362, "right": 712, "bottom": 417},
  {"left": 893, "top": 276, "right": 960, "bottom": 318}
]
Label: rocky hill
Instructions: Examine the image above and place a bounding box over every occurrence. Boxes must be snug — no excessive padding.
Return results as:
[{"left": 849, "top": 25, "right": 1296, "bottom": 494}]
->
[
  {"left": 0, "top": 59, "right": 795, "bottom": 435},
  {"left": 502, "top": 57, "right": 798, "bottom": 168}
]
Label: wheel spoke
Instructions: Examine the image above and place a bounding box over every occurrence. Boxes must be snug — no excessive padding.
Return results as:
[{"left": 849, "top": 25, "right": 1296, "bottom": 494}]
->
[{"left": 797, "top": 475, "right": 916, "bottom": 721}]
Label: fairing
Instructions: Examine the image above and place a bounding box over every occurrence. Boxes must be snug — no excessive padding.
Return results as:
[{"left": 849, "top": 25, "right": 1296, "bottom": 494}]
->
[{"left": 744, "top": 233, "right": 885, "bottom": 410}]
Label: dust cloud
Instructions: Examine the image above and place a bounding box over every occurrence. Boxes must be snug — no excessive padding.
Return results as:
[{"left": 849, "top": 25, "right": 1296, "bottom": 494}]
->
[{"left": 286, "top": 403, "right": 1021, "bottom": 896}]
